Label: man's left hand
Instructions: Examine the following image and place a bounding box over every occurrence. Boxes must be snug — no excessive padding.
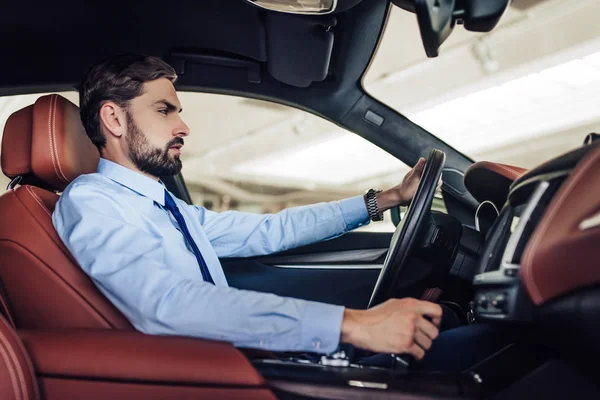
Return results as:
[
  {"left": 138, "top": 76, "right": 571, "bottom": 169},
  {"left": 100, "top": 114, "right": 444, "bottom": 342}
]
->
[{"left": 374, "top": 157, "right": 442, "bottom": 213}]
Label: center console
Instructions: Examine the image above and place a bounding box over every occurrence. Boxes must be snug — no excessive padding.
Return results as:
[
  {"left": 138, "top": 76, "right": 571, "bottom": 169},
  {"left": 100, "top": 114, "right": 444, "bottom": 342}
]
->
[
  {"left": 473, "top": 140, "right": 600, "bottom": 326},
  {"left": 253, "top": 357, "right": 481, "bottom": 399},
  {"left": 472, "top": 173, "right": 566, "bottom": 322}
]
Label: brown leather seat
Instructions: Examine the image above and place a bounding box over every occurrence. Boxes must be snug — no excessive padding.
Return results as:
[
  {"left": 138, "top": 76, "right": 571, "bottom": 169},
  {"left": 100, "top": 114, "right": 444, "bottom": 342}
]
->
[
  {"left": 0, "top": 307, "right": 275, "bottom": 400},
  {"left": 0, "top": 94, "right": 132, "bottom": 330},
  {"left": 0, "top": 315, "right": 39, "bottom": 400}
]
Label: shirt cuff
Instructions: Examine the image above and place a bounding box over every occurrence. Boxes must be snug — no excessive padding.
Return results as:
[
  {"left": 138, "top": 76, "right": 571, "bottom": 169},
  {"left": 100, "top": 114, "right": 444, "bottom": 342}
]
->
[
  {"left": 300, "top": 301, "right": 345, "bottom": 354},
  {"left": 338, "top": 195, "right": 370, "bottom": 231}
]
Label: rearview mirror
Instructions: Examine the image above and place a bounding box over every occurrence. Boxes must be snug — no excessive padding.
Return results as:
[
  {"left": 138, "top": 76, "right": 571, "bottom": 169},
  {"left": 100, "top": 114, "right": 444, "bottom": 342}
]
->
[
  {"left": 462, "top": 0, "right": 510, "bottom": 32},
  {"left": 414, "top": 0, "right": 456, "bottom": 58},
  {"left": 397, "top": 0, "right": 510, "bottom": 57}
]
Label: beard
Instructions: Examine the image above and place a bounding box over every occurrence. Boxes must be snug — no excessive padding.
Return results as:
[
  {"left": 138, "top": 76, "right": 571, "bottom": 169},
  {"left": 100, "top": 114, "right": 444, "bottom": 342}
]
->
[{"left": 126, "top": 112, "right": 183, "bottom": 177}]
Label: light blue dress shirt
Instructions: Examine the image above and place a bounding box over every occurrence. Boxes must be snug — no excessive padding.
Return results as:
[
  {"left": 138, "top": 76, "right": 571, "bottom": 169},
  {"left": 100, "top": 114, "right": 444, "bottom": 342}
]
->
[{"left": 52, "top": 158, "right": 370, "bottom": 353}]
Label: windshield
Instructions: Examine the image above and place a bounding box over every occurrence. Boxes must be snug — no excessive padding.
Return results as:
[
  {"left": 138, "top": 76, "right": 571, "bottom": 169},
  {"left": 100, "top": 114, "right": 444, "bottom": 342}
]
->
[{"left": 364, "top": 0, "right": 600, "bottom": 168}]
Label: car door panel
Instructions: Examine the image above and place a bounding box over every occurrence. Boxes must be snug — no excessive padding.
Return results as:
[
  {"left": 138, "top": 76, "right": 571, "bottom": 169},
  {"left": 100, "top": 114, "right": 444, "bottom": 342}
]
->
[{"left": 221, "top": 232, "right": 392, "bottom": 309}]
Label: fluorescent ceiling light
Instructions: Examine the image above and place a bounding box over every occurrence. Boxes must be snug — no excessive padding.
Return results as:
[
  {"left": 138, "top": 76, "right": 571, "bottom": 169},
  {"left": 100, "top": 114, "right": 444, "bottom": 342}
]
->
[
  {"left": 408, "top": 51, "right": 600, "bottom": 156},
  {"left": 232, "top": 133, "right": 405, "bottom": 186}
]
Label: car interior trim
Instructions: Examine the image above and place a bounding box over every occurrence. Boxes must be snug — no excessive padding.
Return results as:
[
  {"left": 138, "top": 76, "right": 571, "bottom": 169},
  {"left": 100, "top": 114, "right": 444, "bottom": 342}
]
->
[
  {"left": 579, "top": 211, "right": 600, "bottom": 231},
  {"left": 271, "top": 264, "right": 382, "bottom": 270},
  {"left": 500, "top": 181, "right": 550, "bottom": 271},
  {"left": 508, "top": 169, "right": 571, "bottom": 205},
  {"left": 521, "top": 143, "right": 600, "bottom": 305}
]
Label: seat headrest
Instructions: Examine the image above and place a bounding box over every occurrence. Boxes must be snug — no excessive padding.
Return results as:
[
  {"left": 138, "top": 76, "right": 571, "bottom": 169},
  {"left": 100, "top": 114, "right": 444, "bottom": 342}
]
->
[{"left": 1, "top": 94, "right": 99, "bottom": 191}]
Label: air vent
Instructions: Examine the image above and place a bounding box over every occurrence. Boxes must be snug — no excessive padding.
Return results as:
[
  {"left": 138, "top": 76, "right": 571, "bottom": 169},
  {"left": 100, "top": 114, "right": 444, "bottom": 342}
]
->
[{"left": 500, "top": 177, "right": 564, "bottom": 271}]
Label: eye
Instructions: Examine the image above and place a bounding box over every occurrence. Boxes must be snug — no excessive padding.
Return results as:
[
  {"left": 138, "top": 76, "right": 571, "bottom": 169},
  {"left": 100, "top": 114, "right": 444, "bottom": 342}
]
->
[{"left": 158, "top": 109, "right": 168, "bottom": 115}]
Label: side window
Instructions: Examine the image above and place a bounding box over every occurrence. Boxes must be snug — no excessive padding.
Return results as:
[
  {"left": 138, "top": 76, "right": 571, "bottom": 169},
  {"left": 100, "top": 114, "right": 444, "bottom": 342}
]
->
[
  {"left": 0, "top": 91, "right": 443, "bottom": 233},
  {"left": 178, "top": 92, "right": 416, "bottom": 232}
]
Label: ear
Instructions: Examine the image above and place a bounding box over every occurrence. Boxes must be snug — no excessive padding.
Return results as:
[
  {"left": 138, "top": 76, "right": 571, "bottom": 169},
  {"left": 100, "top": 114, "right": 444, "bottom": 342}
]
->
[{"left": 99, "top": 101, "right": 127, "bottom": 139}]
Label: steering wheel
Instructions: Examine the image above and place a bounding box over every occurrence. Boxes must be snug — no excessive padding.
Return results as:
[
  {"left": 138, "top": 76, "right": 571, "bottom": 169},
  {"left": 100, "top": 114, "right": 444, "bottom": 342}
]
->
[{"left": 368, "top": 149, "right": 446, "bottom": 308}]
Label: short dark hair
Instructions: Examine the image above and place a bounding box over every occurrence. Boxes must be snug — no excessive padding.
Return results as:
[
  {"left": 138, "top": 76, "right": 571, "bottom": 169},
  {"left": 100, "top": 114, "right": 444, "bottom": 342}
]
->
[{"left": 79, "top": 54, "right": 177, "bottom": 151}]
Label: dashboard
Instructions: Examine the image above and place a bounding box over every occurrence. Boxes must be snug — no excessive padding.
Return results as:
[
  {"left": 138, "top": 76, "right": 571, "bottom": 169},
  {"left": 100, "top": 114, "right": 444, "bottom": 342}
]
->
[{"left": 469, "top": 141, "right": 600, "bottom": 324}]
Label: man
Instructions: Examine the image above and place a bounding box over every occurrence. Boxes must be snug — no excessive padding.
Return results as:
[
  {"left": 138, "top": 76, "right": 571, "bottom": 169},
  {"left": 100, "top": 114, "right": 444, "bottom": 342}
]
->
[{"left": 53, "top": 54, "right": 443, "bottom": 362}]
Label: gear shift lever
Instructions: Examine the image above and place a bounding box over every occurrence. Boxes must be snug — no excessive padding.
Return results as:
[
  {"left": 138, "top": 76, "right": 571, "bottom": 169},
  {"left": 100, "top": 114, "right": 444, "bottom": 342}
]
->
[{"left": 391, "top": 354, "right": 414, "bottom": 370}]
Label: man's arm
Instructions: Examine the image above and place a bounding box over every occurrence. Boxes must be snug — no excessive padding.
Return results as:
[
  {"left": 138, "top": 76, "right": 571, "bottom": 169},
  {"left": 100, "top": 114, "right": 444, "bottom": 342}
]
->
[
  {"left": 196, "top": 196, "right": 369, "bottom": 258},
  {"left": 54, "top": 182, "right": 442, "bottom": 358},
  {"left": 196, "top": 157, "right": 433, "bottom": 258},
  {"left": 52, "top": 181, "right": 345, "bottom": 354}
]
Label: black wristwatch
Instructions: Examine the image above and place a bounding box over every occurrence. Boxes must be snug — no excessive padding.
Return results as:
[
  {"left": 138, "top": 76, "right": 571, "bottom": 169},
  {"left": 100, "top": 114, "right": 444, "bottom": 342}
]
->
[{"left": 365, "top": 189, "right": 383, "bottom": 222}]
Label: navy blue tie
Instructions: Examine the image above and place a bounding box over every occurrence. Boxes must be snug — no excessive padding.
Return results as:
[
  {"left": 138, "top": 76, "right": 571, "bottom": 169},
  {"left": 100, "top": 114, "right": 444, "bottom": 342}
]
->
[{"left": 164, "top": 191, "right": 215, "bottom": 284}]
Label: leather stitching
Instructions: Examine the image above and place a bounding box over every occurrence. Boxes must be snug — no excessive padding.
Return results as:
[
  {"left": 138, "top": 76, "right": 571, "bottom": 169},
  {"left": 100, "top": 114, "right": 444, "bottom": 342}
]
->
[
  {"left": 496, "top": 164, "right": 525, "bottom": 177},
  {"left": 421, "top": 288, "right": 440, "bottom": 301},
  {"left": 25, "top": 186, "right": 51, "bottom": 218},
  {"left": 467, "top": 161, "right": 525, "bottom": 182},
  {"left": 6, "top": 188, "right": 126, "bottom": 330},
  {"left": 0, "top": 317, "right": 24, "bottom": 400},
  {"left": 2, "top": 149, "right": 30, "bottom": 177},
  {"left": 13, "top": 338, "right": 39, "bottom": 400},
  {"left": 0, "top": 338, "right": 20, "bottom": 400},
  {"left": 521, "top": 148, "right": 600, "bottom": 303},
  {"left": 426, "top": 289, "right": 434, "bottom": 300},
  {"left": 1, "top": 317, "right": 30, "bottom": 400},
  {"left": 47, "top": 96, "right": 65, "bottom": 185},
  {"left": 50, "top": 96, "right": 69, "bottom": 184},
  {"left": 0, "top": 294, "right": 15, "bottom": 329},
  {"left": 429, "top": 289, "right": 441, "bottom": 301},
  {"left": 487, "top": 162, "right": 524, "bottom": 179},
  {"left": 6, "top": 319, "right": 40, "bottom": 400},
  {"left": 3, "top": 170, "right": 29, "bottom": 177},
  {"left": 47, "top": 95, "right": 59, "bottom": 183}
]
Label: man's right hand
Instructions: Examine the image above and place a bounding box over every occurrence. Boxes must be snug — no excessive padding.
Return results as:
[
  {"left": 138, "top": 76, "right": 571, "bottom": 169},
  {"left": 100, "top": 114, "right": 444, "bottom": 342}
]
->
[{"left": 340, "top": 298, "right": 443, "bottom": 360}]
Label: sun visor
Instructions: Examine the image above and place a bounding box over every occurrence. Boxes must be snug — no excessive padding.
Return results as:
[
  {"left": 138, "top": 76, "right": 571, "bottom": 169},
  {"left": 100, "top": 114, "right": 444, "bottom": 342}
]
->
[{"left": 265, "top": 13, "right": 337, "bottom": 87}]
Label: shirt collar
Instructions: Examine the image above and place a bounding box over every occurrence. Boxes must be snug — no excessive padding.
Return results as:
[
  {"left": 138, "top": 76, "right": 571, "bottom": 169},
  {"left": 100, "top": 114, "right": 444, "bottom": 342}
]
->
[{"left": 97, "top": 158, "right": 166, "bottom": 206}]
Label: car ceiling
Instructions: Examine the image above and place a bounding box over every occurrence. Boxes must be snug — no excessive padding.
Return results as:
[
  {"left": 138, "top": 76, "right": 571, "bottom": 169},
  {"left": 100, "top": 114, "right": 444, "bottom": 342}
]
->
[
  {"left": 1, "top": 0, "right": 375, "bottom": 95},
  {"left": 2, "top": 0, "right": 267, "bottom": 87}
]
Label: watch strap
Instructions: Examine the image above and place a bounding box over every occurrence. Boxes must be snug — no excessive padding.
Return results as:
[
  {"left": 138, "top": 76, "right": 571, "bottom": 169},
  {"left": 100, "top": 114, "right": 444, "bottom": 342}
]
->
[{"left": 365, "top": 189, "right": 383, "bottom": 222}]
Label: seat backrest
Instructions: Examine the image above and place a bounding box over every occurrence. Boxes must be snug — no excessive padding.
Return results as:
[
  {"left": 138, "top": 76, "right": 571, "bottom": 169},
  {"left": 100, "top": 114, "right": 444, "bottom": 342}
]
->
[
  {"left": 0, "top": 315, "right": 39, "bottom": 400},
  {"left": 0, "top": 94, "right": 132, "bottom": 330}
]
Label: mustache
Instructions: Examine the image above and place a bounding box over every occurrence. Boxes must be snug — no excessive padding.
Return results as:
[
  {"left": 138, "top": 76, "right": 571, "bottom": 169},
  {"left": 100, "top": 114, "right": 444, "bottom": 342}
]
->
[{"left": 166, "top": 137, "right": 184, "bottom": 149}]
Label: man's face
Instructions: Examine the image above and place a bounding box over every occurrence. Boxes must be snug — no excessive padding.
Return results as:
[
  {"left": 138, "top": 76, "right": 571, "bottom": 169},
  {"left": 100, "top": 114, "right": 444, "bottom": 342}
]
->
[{"left": 124, "top": 78, "right": 189, "bottom": 177}]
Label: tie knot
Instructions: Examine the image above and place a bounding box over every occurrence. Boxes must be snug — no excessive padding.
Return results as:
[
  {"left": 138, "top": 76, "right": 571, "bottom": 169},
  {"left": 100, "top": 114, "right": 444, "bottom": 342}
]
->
[{"left": 164, "top": 190, "right": 178, "bottom": 211}]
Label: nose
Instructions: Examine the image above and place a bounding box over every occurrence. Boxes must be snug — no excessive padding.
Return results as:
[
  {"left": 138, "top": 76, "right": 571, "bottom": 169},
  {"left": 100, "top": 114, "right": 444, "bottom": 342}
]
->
[{"left": 175, "top": 115, "right": 190, "bottom": 137}]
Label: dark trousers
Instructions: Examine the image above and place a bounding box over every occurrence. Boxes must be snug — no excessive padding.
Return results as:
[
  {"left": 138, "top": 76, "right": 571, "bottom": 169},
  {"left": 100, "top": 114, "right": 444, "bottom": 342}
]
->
[{"left": 358, "top": 324, "right": 514, "bottom": 372}]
